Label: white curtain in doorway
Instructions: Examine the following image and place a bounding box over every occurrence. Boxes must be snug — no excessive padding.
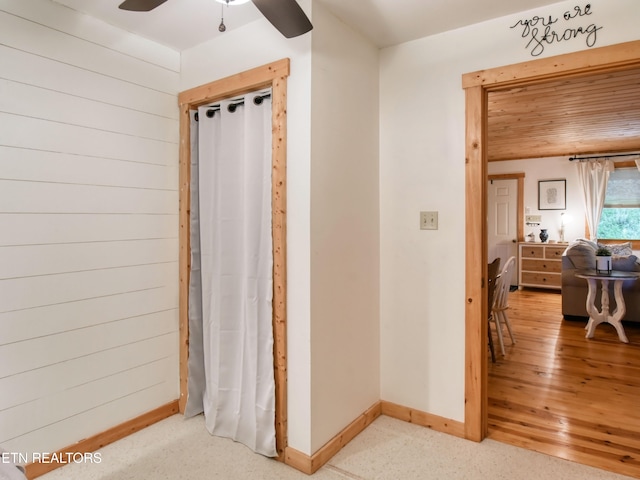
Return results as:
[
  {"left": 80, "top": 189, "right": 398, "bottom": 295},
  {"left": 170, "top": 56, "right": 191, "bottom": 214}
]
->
[
  {"left": 576, "top": 159, "right": 614, "bottom": 240},
  {"left": 185, "top": 91, "right": 276, "bottom": 457}
]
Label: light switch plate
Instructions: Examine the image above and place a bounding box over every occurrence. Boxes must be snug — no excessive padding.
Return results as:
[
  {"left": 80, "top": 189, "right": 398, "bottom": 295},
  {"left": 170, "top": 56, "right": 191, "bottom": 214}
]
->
[{"left": 420, "top": 211, "right": 438, "bottom": 230}]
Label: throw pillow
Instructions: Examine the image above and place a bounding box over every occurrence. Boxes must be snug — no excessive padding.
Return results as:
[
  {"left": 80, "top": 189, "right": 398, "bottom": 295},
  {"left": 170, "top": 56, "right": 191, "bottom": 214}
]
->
[
  {"left": 612, "top": 255, "right": 639, "bottom": 272},
  {"left": 598, "top": 242, "right": 633, "bottom": 256},
  {"left": 566, "top": 243, "right": 596, "bottom": 270}
]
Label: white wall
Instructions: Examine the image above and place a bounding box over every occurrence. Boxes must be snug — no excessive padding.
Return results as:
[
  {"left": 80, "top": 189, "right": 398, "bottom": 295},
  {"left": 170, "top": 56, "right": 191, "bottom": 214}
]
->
[
  {"left": 489, "top": 157, "right": 586, "bottom": 244},
  {"left": 0, "top": 0, "right": 180, "bottom": 455},
  {"left": 309, "top": 2, "right": 380, "bottom": 452},
  {"left": 379, "top": 0, "right": 640, "bottom": 422}
]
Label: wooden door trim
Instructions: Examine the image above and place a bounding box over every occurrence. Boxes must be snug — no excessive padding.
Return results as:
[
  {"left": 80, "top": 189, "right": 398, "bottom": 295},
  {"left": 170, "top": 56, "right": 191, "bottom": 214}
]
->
[
  {"left": 463, "top": 40, "right": 640, "bottom": 89},
  {"left": 463, "top": 40, "right": 640, "bottom": 442},
  {"left": 178, "top": 58, "right": 290, "bottom": 459}
]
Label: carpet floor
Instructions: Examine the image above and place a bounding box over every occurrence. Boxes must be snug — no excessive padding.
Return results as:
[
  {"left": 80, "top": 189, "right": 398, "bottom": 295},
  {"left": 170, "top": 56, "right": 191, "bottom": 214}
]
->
[{"left": 38, "top": 414, "right": 635, "bottom": 479}]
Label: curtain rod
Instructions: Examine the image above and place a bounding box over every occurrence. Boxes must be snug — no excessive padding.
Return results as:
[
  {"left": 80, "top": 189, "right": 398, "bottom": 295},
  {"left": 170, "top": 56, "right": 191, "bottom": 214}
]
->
[
  {"left": 569, "top": 152, "right": 640, "bottom": 161},
  {"left": 194, "top": 93, "right": 272, "bottom": 121}
]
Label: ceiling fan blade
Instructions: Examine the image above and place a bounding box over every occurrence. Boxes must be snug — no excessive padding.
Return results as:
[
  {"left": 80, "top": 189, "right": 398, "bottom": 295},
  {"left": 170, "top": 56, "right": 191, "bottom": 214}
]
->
[
  {"left": 251, "top": 0, "right": 312, "bottom": 38},
  {"left": 118, "top": 0, "right": 168, "bottom": 11}
]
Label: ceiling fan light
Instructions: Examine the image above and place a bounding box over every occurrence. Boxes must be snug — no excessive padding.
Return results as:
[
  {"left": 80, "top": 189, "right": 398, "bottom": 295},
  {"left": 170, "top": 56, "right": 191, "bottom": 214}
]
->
[{"left": 215, "top": 0, "right": 252, "bottom": 5}]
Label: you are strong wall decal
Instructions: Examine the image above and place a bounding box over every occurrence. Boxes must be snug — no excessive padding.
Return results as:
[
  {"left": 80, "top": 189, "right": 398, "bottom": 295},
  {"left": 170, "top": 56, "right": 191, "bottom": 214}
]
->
[{"left": 510, "top": 3, "right": 603, "bottom": 57}]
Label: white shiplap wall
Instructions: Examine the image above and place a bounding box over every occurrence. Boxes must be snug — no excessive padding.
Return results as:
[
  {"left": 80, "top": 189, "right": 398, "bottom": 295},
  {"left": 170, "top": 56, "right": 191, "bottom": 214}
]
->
[{"left": 0, "top": 0, "right": 180, "bottom": 455}]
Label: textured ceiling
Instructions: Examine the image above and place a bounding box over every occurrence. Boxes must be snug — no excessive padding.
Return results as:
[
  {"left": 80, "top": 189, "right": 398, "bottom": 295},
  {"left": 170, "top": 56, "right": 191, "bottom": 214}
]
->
[{"left": 51, "top": 0, "right": 563, "bottom": 51}]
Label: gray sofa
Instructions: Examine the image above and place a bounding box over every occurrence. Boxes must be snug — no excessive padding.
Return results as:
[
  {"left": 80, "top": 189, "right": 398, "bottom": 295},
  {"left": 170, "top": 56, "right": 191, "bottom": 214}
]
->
[{"left": 561, "top": 239, "right": 640, "bottom": 322}]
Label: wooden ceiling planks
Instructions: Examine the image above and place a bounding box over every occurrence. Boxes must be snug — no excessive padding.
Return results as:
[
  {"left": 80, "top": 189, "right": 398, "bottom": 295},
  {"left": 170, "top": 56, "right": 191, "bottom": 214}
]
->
[{"left": 487, "top": 67, "right": 640, "bottom": 161}]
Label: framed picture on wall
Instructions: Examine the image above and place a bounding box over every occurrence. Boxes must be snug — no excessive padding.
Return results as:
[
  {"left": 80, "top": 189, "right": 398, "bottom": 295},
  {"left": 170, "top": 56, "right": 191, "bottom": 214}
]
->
[{"left": 538, "top": 179, "right": 566, "bottom": 210}]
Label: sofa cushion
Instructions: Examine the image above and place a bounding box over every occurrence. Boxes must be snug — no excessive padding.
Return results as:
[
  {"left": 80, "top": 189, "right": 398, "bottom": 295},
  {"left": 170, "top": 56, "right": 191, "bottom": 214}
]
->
[
  {"left": 612, "top": 254, "right": 640, "bottom": 272},
  {"left": 599, "top": 241, "right": 633, "bottom": 256},
  {"left": 565, "top": 242, "right": 596, "bottom": 270}
]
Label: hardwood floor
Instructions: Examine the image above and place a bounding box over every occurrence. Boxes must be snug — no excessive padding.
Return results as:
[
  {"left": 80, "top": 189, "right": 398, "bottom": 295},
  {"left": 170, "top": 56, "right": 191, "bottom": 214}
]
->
[{"left": 488, "top": 288, "right": 640, "bottom": 479}]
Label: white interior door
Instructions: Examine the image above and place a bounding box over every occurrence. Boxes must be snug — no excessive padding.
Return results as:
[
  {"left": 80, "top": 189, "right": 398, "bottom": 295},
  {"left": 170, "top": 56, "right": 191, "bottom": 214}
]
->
[{"left": 488, "top": 178, "right": 518, "bottom": 285}]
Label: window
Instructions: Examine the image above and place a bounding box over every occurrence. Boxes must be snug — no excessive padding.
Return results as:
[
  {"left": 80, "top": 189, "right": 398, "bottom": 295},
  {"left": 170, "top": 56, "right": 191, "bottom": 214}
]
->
[{"left": 597, "top": 166, "right": 640, "bottom": 240}]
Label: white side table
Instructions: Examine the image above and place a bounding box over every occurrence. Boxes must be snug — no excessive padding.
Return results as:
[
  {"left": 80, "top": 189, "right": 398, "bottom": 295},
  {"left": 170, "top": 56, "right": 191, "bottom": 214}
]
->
[{"left": 575, "top": 270, "right": 639, "bottom": 343}]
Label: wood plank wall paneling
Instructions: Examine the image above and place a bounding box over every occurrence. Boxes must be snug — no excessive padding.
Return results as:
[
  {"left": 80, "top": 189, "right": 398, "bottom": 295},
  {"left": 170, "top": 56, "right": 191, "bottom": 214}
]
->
[
  {"left": 0, "top": 0, "right": 180, "bottom": 457},
  {"left": 0, "top": 9, "right": 177, "bottom": 92},
  {"left": 487, "top": 67, "right": 640, "bottom": 161},
  {"left": 2, "top": 0, "right": 180, "bottom": 73}
]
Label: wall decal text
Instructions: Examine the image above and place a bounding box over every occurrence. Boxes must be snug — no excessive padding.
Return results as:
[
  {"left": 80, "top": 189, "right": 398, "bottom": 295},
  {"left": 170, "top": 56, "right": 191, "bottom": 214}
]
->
[{"left": 510, "top": 4, "right": 603, "bottom": 57}]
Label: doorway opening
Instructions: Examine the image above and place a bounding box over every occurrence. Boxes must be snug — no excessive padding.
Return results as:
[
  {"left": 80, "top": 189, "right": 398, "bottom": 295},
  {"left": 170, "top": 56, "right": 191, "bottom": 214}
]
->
[
  {"left": 177, "top": 59, "right": 290, "bottom": 459},
  {"left": 462, "top": 39, "right": 640, "bottom": 451}
]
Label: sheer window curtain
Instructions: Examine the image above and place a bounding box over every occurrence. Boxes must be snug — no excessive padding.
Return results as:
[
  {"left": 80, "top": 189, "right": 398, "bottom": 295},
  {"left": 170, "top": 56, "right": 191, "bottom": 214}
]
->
[
  {"left": 185, "top": 91, "right": 276, "bottom": 457},
  {"left": 576, "top": 159, "right": 614, "bottom": 240}
]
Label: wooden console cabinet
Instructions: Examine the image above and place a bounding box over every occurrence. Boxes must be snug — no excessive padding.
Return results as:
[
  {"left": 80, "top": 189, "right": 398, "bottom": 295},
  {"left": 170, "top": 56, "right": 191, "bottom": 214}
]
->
[{"left": 518, "top": 243, "right": 567, "bottom": 290}]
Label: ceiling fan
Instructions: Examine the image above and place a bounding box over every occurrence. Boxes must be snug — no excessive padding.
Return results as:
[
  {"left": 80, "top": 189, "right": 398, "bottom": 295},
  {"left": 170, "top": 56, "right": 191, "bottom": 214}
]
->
[{"left": 118, "top": 0, "right": 313, "bottom": 39}]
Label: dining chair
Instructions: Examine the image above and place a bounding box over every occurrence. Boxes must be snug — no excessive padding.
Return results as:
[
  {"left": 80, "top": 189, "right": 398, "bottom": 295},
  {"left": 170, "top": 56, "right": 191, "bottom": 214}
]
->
[
  {"left": 487, "top": 257, "right": 501, "bottom": 363},
  {"left": 492, "top": 255, "right": 517, "bottom": 356}
]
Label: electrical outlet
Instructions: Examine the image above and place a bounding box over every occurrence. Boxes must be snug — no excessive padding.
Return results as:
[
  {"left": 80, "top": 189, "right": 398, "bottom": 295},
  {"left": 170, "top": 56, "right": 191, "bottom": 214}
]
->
[{"left": 420, "top": 211, "right": 438, "bottom": 230}]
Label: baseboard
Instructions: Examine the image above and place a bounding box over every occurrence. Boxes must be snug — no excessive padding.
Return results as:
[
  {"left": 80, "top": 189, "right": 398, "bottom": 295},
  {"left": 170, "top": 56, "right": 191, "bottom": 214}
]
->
[
  {"left": 380, "top": 400, "right": 465, "bottom": 438},
  {"left": 284, "top": 401, "right": 382, "bottom": 475},
  {"left": 25, "top": 400, "right": 179, "bottom": 479},
  {"left": 284, "top": 400, "right": 464, "bottom": 475},
  {"left": 23, "top": 399, "right": 461, "bottom": 478}
]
